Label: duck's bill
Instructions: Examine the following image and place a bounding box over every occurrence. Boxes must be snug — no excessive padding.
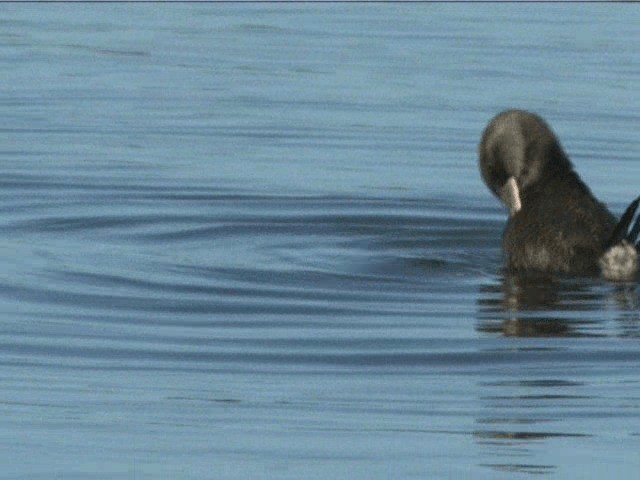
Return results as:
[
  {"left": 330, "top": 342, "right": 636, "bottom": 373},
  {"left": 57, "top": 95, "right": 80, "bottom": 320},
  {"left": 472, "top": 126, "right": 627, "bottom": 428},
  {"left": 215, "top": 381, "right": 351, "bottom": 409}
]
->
[{"left": 499, "top": 176, "right": 521, "bottom": 216}]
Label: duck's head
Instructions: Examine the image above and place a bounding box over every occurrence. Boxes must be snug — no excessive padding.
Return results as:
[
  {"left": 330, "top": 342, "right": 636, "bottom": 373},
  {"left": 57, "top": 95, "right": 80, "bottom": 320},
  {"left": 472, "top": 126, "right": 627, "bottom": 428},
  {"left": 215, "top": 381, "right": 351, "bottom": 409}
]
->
[{"left": 479, "top": 109, "right": 570, "bottom": 216}]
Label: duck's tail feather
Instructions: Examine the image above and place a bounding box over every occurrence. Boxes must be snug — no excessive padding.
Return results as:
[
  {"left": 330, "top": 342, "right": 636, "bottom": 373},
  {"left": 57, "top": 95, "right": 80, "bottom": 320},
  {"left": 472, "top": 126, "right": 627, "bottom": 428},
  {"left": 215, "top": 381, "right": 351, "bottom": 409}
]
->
[
  {"left": 600, "top": 240, "right": 638, "bottom": 282},
  {"left": 629, "top": 213, "right": 640, "bottom": 247},
  {"left": 607, "top": 195, "right": 640, "bottom": 248},
  {"left": 600, "top": 195, "right": 640, "bottom": 282}
]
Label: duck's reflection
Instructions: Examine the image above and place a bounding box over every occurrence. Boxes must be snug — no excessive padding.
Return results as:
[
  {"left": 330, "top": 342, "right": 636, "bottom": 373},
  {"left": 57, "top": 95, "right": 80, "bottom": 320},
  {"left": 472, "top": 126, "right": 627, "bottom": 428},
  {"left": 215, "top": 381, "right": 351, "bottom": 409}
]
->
[
  {"left": 473, "top": 270, "right": 640, "bottom": 474},
  {"left": 477, "top": 271, "right": 639, "bottom": 337},
  {"left": 473, "top": 378, "right": 591, "bottom": 476}
]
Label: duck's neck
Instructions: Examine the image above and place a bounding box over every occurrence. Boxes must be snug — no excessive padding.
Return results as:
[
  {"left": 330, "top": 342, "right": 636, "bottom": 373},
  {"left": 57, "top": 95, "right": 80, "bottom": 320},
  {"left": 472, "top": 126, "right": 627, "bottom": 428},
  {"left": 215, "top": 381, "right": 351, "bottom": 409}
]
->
[{"left": 522, "top": 165, "right": 593, "bottom": 206}]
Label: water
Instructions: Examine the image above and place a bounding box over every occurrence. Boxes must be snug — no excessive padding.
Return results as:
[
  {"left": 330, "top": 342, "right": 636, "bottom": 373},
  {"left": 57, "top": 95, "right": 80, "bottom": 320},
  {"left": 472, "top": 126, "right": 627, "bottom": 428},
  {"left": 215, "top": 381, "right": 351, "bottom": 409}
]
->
[{"left": 1, "top": 4, "right": 640, "bottom": 478}]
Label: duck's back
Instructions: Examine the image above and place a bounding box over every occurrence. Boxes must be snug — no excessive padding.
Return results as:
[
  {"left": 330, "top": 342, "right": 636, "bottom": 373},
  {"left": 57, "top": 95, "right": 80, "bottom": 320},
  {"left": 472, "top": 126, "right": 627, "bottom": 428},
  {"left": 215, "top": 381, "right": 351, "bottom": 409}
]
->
[{"left": 504, "top": 173, "right": 616, "bottom": 274}]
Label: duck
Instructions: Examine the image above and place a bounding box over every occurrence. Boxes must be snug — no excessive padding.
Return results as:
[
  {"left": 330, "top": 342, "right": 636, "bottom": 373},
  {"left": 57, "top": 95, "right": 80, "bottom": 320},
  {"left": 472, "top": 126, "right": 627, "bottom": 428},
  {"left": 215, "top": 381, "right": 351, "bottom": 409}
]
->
[{"left": 479, "top": 109, "right": 639, "bottom": 281}]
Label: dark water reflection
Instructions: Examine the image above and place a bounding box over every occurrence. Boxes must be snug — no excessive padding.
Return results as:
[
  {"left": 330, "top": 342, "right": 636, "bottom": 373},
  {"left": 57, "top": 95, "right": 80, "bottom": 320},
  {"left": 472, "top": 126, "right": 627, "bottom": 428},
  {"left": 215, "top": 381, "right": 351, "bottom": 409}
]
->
[
  {"left": 475, "top": 273, "right": 640, "bottom": 476},
  {"left": 478, "top": 272, "right": 640, "bottom": 337}
]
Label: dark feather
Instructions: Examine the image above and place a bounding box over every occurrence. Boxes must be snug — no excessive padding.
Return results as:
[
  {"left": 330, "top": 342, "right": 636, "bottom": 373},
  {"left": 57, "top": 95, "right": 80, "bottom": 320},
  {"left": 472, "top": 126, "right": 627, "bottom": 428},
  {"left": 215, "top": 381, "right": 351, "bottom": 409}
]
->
[{"left": 607, "top": 196, "right": 640, "bottom": 247}]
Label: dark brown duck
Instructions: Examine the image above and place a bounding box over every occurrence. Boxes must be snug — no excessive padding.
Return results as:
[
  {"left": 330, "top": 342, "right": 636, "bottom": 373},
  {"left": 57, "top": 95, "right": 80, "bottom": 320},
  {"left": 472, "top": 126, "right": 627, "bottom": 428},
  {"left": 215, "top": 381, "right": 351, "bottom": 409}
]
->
[{"left": 479, "top": 109, "right": 639, "bottom": 281}]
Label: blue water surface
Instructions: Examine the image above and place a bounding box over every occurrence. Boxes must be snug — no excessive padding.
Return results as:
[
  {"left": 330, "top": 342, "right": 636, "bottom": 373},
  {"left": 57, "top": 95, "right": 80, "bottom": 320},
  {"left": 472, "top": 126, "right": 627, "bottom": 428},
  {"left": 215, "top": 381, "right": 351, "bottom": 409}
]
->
[{"left": 1, "top": 4, "right": 640, "bottom": 479}]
